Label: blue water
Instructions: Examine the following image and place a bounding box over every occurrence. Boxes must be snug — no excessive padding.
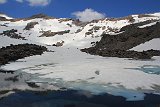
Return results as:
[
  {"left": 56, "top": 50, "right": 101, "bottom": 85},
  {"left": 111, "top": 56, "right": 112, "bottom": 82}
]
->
[
  {"left": 27, "top": 77, "right": 146, "bottom": 101},
  {"left": 140, "top": 65, "right": 160, "bottom": 75},
  {"left": 0, "top": 90, "right": 160, "bottom": 107},
  {"left": 1, "top": 65, "right": 159, "bottom": 107},
  {"left": 127, "top": 65, "right": 160, "bottom": 75}
]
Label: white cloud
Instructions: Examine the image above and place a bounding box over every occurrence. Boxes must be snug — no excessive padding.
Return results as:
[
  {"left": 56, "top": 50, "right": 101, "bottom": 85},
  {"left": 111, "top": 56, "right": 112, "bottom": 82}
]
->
[
  {"left": 16, "top": 0, "right": 23, "bottom": 3},
  {"left": 26, "top": 0, "right": 51, "bottom": 6},
  {"left": 1, "top": 0, "right": 52, "bottom": 6},
  {"left": 72, "top": 8, "right": 106, "bottom": 22},
  {"left": 0, "top": 0, "right": 7, "bottom": 4}
]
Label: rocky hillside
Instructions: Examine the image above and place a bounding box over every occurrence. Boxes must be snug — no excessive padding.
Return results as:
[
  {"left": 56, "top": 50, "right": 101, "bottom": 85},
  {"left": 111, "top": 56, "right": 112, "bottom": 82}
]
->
[
  {"left": 0, "top": 12, "right": 160, "bottom": 59},
  {"left": 0, "top": 13, "right": 160, "bottom": 48},
  {"left": 81, "top": 21, "right": 160, "bottom": 59},
  {"left": 0, "top": 44, "right": 47, "bottom": 65}
]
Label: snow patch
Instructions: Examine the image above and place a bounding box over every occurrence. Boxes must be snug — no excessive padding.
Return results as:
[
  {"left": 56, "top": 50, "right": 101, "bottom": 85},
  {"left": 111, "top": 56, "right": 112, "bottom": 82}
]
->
[
  {"left": 130, "top": 38, "right": 160, "bottom": 51},
  {"left": 138, "top": 22, "right": 157, "bottom": 28},
  {"left": 0, "top": 14, "right": 13, "bottom": 19}
]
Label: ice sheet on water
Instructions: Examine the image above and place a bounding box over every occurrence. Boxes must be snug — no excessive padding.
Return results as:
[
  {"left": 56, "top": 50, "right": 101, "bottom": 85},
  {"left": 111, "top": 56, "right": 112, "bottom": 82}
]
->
[
  {"left": 26, "top": 75, "right": 146, "bottom": 101},
  {"left": 1, "top": 48, "right": 160, "bottom": 101},
  {"left": 127, "top": 65, "right": 160, "bottom": 75}
]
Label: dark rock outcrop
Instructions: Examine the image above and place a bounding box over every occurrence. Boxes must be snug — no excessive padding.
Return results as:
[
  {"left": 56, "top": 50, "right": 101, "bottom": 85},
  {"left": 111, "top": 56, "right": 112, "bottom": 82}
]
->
[
  {"left": 58, "top": 18, "right": 72, "bottom": 23},
  {"left": 55, "top": 41, "right": 65, "bottom": 47},
  {"left": 96, "top": 22, "right": 160, "bottom": 50},
  {"left": 81, "top": 22, "right": 160, "bottom": 59},
  {"left": 40, "top": 30, "right": 70, "bottom": 37},
  {"left": 81, "top": 48, "right": 160, "bottom": 59},
  {"left": 0, "top": 16, "right": 9, "bottom": 21},
  {"left": 23, "top": 14, "right": 55, "bottom": 21},
  {"left": 72, "top": 19, "right": 89, "bottom": 27},
  {"left": 0, "top": 14, "right": 55, "bottom": 22},
  {"left": 0, "top": 29, "right": 26, "bottom": 40},
  {"left": 24, "top": 22, "right": 38, "bottom": 30},
  {"left": 0, "top": 24, "right": 8, "bottom": 27},
  {"left": 27, "top": 82, "right": 40, "bottom": 88},
  {"left": 0, "top": 69, "right": 15, "bottom": 74},
  {"left": 0, "top": 44, "right": 47, "bottom": 65},
  {"left": 138, "top": 14, "right": 155, "bottom": 18}
]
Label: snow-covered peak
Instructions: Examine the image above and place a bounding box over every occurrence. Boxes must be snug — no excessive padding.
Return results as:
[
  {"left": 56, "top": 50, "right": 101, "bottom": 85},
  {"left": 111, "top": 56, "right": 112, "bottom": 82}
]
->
[
  {"left": 25, "top": 13, "right": 55, "bottom": 20},
  {"left": 0, "top": 13, "right": 13, "bottom": 19},
  {"left": 0, "top": 12, "right": 160, "bottom": 48},
  {"left": 150, "top": 12, "right": 160, "bottom": 17}
]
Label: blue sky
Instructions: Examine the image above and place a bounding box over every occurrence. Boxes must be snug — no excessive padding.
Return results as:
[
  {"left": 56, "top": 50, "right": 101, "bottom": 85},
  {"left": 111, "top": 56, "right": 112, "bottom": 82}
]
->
[{"left": 0, "top": 0, "right": 160, "bottom": 19}]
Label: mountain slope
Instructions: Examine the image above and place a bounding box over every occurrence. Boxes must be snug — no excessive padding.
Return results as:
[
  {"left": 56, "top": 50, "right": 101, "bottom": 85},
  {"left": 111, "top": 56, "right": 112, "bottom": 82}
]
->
[
  {"left": 81, "top": 21, "right": 160, "bottom": 59},
  {"left": 0, "top": 12, "right": 160, "bottom": 48},
  {"left": 0, "top": 12, "right": 160, "bottom": 100}
]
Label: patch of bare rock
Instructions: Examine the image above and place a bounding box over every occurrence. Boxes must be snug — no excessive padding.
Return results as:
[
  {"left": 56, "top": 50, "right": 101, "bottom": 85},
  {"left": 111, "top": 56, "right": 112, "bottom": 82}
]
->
[
  {"left": 0, "top": 44, "right": 47, "bottom": 65},
  {"left": 24, "top": 22, "right": 38, "bottom": 30},
  {"left": 0, "top": 29, "right": 26, "bottom": 40},
  {"left": 81, "top": 21, "right": 160, "bottom": 59},
  {"left": 39, "top": 30, "right": 70, "bottom": 37}
]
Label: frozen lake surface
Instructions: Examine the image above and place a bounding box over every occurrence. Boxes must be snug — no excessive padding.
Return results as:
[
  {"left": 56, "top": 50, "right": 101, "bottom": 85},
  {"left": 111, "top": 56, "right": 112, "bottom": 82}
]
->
[{"left": 1, "top": 47, "right": 160, "bottom": 101}]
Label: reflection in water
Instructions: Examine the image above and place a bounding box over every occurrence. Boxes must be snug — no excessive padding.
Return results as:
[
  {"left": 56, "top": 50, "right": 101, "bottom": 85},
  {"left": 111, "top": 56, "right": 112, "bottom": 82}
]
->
[{"left": 0, "top": 90, "right": 160, "bottom": 107}]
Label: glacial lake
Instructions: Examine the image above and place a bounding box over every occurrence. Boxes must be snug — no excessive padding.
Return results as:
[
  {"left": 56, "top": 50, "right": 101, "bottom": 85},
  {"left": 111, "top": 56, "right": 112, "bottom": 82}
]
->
[{"left": 0, "top": 90, "right": 160, "bottom": 107}]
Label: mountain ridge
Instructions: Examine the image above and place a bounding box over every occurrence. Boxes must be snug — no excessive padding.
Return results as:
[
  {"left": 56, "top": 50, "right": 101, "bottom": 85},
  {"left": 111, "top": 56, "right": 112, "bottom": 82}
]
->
[
  {"left": 1, "top": 12, "right": 160, "bottom": 22},
  {"left": 0, "top": 12, "right": 160, "bottom": 50}
]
